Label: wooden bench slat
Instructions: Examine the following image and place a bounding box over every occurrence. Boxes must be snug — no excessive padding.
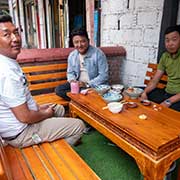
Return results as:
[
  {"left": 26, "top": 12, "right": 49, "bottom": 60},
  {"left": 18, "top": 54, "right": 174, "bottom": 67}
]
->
[
  {"left": 29, "top": 80, "right": 67, "bottom": 91},
  {"left": 161, "top": 75, "right": 168, "bottom": 81},
  {"left": 24, "top": 145, "right": 60, "bottom": 180},
  {"left": 21, "top": 146, "right": 53, "bottom": 180},
  {"left": 0, "top": 160, "right": 6, "bottom": 179},
  {"left": 4, "top": 146, "right": 30, "bottom": 180},
  {"left": 32, "top": 146, "right": 61, "bottom": 180},
  {"left": 0, "top": 144, "right": 13, "bottom": 180},
  {"left": 26, "top": 72, "right": 67, "bottom": 82},
  {"left": 14, "top": 149, "right": 34, "bottom": 180},
  {"left": 1, "top": 139, "right": 100, "bottom": 180},
  {"left": 22, "top": 63, "right": 67, "bottom": 73},
  {"left": 21, "top": 62, "right": 69, "bottom": 106},
  {"left": 40, "top": 142, "right": 77, "bottom": 180},
  {"left": 157, "top": 83, "right": 167, "bottom": 89},
  {"left": 33, "top": 93, "right": 68, "bottom": 106},
  {"left": 145, "top": 70, "right": 168, "bottom": 81},
  {"left": 148, "top": 63, "right": 158, "bottom": 69},
  {"left": 52, "top": 140, "right": 100, "bottom": 180},
  {"left": 146, "top": 71, "right": 155, "bottom": 79},
  {"left": 0, "top": 163, "right": 8, "bottom": 180},
  {"left": 144, "top": 63, "right": 167, "bottom": 89}
]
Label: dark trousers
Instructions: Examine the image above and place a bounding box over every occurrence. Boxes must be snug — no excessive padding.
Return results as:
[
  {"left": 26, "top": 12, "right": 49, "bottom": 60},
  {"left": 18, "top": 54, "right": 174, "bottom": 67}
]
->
[
  {"left": 55, "top": 82, "right": 71, "bottom": 101},
  {"left": 147, "top": 88, "right": 180, "bottom": 112}
]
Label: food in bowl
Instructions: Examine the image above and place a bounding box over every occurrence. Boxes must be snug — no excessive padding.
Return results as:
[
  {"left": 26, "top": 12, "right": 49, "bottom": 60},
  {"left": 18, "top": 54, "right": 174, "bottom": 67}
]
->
[
  {"left": 103, "top": 91, "right": 123, "bottom": 103},
  {"left": 124, "top": 87, "right": 143, "bottom": 99},
  {"left": 111, "top": 84, "right": 124, "bottom": 93},
  {"left": 94, "top": 84, "right": 111, "bottom": 95},
  {"left": 141, "top": 99, "right": 151, "bottom": 106},
  {"left": 107, "top": 102, "right": 123, "bottom": 114},
  {"left": 127, "top": 87, "right": 134, "bottom": 92},
  {"left": 127, "top": 102, "right": 138, "bottom": 108}
]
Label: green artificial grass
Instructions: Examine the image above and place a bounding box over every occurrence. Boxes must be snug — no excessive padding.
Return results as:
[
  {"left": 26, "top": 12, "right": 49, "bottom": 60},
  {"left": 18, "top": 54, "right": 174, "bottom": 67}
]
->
[{"left": 73, "top": 130, "right": 179, "bottom": 180}]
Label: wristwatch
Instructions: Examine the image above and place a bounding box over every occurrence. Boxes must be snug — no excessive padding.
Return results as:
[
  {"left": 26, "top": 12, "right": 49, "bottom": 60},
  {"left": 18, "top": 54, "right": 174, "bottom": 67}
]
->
[
  {"left": 85, "top": 83, "right": 90, "bottom": 88},
  {"left": 164, "top": 99, "right": 172, "bottom": 105}
]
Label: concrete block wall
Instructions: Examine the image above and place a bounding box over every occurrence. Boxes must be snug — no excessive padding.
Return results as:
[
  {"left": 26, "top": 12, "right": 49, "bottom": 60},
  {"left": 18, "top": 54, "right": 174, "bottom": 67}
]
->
[{"left": 101, "top": 0, "right": 164, "bottom": 87}]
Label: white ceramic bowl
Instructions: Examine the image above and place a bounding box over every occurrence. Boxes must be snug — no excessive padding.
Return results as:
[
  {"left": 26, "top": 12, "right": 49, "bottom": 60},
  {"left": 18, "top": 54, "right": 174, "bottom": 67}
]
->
[
  {"left": 107, "top": 102, "right": 123, "bottom": 114},
  {"left": 95, "top": 84, "right": 111, "bottom": 95},
  {"left": 124, "top": 87, "right": 143, "bottom": 99},
  {"left": 103, "top": 91, "right": 123, "bottom": 103},
  {"left": 111, "top": 84, "right": 124, "bottom": 93}
]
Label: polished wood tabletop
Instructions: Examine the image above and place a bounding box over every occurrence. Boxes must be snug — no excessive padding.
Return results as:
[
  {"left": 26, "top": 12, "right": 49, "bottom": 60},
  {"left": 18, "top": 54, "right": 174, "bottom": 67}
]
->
[{"left": 68, "top": 90, "right": 180, "bottom": 180}]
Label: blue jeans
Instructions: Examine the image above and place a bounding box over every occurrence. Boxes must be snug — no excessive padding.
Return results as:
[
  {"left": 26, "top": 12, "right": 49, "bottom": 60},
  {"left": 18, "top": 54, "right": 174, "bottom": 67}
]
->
[{"left": 55, "top": 82, "right": 71, "bottom": 101}]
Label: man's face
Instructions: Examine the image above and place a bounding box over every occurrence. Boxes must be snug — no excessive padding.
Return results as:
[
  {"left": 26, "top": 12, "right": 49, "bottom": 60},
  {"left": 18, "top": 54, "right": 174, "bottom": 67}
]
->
[
  {"left": 165, "top": 31, "right": 180, "bottom": 55},
  {"left": 0, "top": 21, "right": 21, "bottom": 59},
  {"left": 72, "top": 35, "right": 89, "bottom": 54}
]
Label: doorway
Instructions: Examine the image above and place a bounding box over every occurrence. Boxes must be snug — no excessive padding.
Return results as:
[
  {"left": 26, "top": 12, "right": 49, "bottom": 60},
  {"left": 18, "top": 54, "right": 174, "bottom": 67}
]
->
[{"left": 68, "top": 0, "right": 86, "bottom": 47}]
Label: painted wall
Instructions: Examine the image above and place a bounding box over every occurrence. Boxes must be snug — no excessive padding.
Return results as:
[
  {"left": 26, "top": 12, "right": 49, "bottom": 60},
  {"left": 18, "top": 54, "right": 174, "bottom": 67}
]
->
[{"left": 101, "top": 0, "right": 164, "bottom": 87}]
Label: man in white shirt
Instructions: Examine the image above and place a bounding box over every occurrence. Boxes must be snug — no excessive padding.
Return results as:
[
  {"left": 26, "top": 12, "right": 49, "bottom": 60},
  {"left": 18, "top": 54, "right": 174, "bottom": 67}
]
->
[{"left": 0, "top": 14, "right": 85, "bottom": 148}]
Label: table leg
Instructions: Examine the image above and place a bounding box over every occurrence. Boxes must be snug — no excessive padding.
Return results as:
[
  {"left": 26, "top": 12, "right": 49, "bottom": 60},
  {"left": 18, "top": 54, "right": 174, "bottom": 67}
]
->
[{"left": 135, "top": 158, "right": 174, "bottom": 180}]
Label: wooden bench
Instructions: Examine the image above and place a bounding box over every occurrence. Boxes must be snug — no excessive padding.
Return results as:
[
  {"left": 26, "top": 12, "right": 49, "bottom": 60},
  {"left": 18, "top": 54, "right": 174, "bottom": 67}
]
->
[
  {"left": 144, "top": 63, "right": 168, "bottom": 88},
  {"left": 16, "top": 46, "right": 126, "bottom": 107},
  {"left": 0, "top": 138, "right": 100, "bottom": 180},
  {"left": 0, "top": 47, "right": 127, "bottom": 180},
  {"left": 22, "top": 62, "right": 69, "bottom": 106},
  {"left": 0, "top": 63, "right": 100, "bottom": 180}
]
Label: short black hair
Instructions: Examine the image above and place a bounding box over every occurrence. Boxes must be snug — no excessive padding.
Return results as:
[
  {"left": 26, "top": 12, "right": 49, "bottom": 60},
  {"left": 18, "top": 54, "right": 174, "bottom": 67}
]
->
[
  {"left": 0, "top": 11, "right": 12, "bottom": 23},
  {"left": 71, "top": 28, "right": 89, "bottom": 40},
  {"left": 165, "top": 25, "right": 180, "bottom": 35}
]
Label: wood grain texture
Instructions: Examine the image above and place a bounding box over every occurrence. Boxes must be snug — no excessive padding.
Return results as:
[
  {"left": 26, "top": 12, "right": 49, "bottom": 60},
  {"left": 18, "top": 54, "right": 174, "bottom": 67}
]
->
[
  {"left": 33, "top": 92, "right": 68, "bottom": 105},
  {"left": 22, "top": 62, "right": 69, "bottom": 106},
  {"left": 144, "top": 63, "right": 168, "bottom": 89},
  {"left": 68, "top": 91, "right": 180, "bottom": 180},
  {"left": 0, "top": 139, "right": 100, "bottom": 180}
]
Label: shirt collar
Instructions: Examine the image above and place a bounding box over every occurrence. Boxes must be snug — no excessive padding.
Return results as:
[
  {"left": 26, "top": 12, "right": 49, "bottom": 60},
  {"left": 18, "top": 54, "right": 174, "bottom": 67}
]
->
[
  {"left": 166, "top": 48, "right": 180, "bottom": 59},
  {"left": 0, "top": 54, "right": 18, "bottom": 66}
]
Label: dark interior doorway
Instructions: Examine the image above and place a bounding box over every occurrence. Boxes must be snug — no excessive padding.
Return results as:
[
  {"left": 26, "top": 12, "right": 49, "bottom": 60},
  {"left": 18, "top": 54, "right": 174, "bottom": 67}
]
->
[{"left": 68, "top": 0, "right": 86, "bottom": 47}]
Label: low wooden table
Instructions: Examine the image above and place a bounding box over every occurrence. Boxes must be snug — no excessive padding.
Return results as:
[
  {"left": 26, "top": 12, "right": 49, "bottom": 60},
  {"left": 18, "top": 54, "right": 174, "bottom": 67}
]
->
[{"left": 68, "top": 91, "right": 180, "bottom": 180}]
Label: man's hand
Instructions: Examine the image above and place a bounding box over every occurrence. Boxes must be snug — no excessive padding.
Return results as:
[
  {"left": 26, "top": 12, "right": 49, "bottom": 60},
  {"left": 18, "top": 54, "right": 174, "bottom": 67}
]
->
[
  {"left": 139, "top": 91, "right": 148, "bottom": 101},
  {"left": 39, "top": 103, "right": 53, "bottom": 110},
  {"left": 79, "top": 81, "right": 87, "bottom": 88},
  {"left": 140, "top": 70, "right": 164, "bottom": 101},
  {"left": 42, "top": 105, "right": 54, "bottom": 116}
]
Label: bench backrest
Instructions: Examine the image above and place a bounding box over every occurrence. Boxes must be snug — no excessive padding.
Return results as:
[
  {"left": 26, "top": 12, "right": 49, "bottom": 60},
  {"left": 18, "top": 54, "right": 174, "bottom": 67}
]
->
[
  {"left": 144, "top": 63, "right": 168, "bottom": 89},
  {"left": 22, "top": 62, "right": 67, "bottom": 95},
  {"left": 18, "top": 47, "right": 126, "bottom": 87}
]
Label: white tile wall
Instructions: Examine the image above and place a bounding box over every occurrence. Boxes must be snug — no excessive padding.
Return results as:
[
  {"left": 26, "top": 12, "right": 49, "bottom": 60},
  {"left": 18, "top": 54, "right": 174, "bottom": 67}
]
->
[{"left": 101, "top": 0, "right": 164, "bottom": 86}]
